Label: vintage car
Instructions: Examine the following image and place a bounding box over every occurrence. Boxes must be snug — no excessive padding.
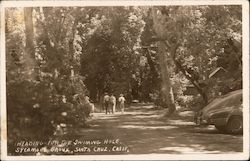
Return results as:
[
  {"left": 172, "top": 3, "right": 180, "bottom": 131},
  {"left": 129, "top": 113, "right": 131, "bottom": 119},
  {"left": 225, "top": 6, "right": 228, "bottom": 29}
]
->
[{"left": 197, "top": 89, "right": 243, "bottom": 134}]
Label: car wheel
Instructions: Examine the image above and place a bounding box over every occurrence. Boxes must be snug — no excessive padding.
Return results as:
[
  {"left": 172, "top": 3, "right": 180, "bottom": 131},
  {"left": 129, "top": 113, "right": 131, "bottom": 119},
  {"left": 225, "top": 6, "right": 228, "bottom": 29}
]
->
[
  {"left": 226, "top": 116, "right": 243, "bottom": 134},
  {"left": 215, "top": 125, "right": 227, "bottom": 132}
]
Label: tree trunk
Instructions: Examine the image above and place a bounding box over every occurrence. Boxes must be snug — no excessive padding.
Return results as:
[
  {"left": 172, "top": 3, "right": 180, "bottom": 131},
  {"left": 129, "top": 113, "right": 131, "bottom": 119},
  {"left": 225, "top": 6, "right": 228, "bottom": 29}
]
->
[
  {"left": 151, "top": 8, "right": 176, "bottom": 115},
  {"left": 24, "top": 8, "right": 34, "bottom": 56},
  {"left": 158, "top": 42, "right": 176, "bottom": 115},
  {"left": 227, "top": 38, "right": 242, "bottom": 69},
  {"left": 24, "top": 7, "right": 36, "bottom": 79},
  {"left": 68, "top": 19, "right": 78, "bottom": 68},
  {"left": 144, "top": 48, "right": 158, "bottom": 79}
]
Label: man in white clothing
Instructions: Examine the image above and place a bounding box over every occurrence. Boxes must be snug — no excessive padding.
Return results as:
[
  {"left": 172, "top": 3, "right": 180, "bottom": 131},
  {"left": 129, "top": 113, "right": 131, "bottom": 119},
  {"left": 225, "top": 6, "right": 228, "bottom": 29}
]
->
[
  {"left": 103, "top": 93, "right": 110, "bottom": 114},
  {"left": 118, "top": 94, "right": 125, "bottom": 114},
  {"left": 109, "top": 94, "right": 116, "bottom": 114}
]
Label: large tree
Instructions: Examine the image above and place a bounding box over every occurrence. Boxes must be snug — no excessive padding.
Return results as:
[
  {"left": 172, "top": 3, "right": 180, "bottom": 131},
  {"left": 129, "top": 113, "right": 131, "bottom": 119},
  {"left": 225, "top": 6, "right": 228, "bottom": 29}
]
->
[{"left": 150, "top": 5, "right": 242, "bottom": 111}]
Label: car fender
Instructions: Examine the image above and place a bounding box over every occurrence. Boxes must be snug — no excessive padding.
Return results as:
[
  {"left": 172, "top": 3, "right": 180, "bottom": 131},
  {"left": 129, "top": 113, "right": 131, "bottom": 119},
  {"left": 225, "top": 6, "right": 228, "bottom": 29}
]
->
[
  {"left": 226, "top": 106, "right": 243, "bottom": 121},
  {"left": 211, "top": 106, "right": 242, "bottom": 126}
]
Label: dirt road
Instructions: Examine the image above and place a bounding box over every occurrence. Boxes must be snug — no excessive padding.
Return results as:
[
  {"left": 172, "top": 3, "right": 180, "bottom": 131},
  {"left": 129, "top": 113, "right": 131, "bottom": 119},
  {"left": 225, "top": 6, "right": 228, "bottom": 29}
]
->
[{"left": 70, "top": 104, "right": 243, "bottom": 154}]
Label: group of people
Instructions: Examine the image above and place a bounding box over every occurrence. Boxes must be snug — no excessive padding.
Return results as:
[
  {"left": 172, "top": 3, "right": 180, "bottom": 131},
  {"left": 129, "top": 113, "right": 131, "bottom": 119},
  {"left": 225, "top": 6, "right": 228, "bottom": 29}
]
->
[{"left": 103, "top": 93, "right": 126, "bottom": 114}]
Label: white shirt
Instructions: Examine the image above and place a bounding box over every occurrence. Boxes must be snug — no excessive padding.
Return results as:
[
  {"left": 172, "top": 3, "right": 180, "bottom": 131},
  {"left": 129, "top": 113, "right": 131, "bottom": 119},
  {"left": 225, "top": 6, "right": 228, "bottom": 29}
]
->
[
  {"left": 118, "top": 96, "right": 125, "bottom": 104},
  {"left": 110, "top": 96, "right": 116, "bottom": 104},
  {"left": 104, "top": 95, "right": 110, "bottom": 102}
]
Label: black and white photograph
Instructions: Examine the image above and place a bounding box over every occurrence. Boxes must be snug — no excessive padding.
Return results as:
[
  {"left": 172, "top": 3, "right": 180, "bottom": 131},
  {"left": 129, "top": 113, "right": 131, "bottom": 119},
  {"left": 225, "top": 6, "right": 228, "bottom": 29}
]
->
[{"left": 0, "top": 0, "right": 249, "bottom": 160}]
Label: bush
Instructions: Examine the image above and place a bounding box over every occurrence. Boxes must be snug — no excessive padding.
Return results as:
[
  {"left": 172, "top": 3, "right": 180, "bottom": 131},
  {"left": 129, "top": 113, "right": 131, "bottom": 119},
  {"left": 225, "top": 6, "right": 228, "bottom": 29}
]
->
[{"left": 7, "top": 74, "right": 88, "bottom": 155}]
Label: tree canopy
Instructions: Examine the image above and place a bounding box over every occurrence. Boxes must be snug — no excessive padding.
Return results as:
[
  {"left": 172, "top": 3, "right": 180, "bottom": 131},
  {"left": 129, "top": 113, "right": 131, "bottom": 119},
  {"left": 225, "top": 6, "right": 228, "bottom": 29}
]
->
[{"left": 5, "top": 5, "right": 242, "bottom": 154}]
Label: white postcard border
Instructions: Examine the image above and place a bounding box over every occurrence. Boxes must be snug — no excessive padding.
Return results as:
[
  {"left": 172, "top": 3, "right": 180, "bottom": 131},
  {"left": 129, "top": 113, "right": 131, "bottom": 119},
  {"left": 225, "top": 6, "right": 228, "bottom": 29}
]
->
[{"left": 1, "top": 0, "right": 249, "bottom": 160}]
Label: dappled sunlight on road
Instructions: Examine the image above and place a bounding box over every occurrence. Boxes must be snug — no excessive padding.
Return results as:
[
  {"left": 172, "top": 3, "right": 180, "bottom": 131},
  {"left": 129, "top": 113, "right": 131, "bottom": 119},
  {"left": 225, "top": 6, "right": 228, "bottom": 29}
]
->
[
  {"left": 129, "top": 104, "right": 155, "bottom": 110},
  {"left": 92, "top": 114, "right": 119, "bottom": 120},
  {"left": 166, "top": 119, "right": 195, "bottom": 125},
  {"left": 122, "top": 120, "right": 165, "bottom": 126},
  {"left": 117, "top": 124, "right": 178, "bottom": 130},
  {"left": 73, "top": 104, "right": 243, "bottom": 154},
  {"left": 158, "top": 146, "right": 223, "bottom": 154},
  {"left": 132, "top": 114, "right": 160, "bottom": 119}
]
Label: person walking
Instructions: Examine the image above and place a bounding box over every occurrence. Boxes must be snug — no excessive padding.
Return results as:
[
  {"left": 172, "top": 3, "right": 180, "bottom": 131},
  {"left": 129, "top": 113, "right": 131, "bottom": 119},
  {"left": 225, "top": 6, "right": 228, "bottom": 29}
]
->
[
  {"left": 84, "top": 95, "right": 95, "bottom": 118},
  {"left": 103, "top": 93, "right": 110, "bottom": 114},
  {"left": 118, "top": 94, "right": 126, "bottom": 114},
  {"left": 109, "top": 94, "right": 116, "bottom": 114}
]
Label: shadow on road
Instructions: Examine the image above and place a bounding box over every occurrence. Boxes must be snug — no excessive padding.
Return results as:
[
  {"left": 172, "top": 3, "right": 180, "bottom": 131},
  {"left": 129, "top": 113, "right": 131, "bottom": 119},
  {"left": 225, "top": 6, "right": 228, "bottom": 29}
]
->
[
  {"left": 38, "top": 104, "right": 242, "bottom": 155},
  {"left": 72, "top": 104, "right": 243, "bottom": 154}
]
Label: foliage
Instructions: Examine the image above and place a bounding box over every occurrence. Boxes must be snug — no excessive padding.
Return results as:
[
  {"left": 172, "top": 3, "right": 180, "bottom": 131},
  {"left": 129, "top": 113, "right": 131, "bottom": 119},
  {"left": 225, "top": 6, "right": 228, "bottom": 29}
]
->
[
  {"left": 6, "top": 7, "right": 89, "bottom": 155},
  {"left": 5, "top": 6, "right": 243, "bottom": 152},
  {"left": 150, "top": 5, "right": 242, "bottom": 109},
  {"left": 76, "top": 7, "right": 146, "bottom": 101}
]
